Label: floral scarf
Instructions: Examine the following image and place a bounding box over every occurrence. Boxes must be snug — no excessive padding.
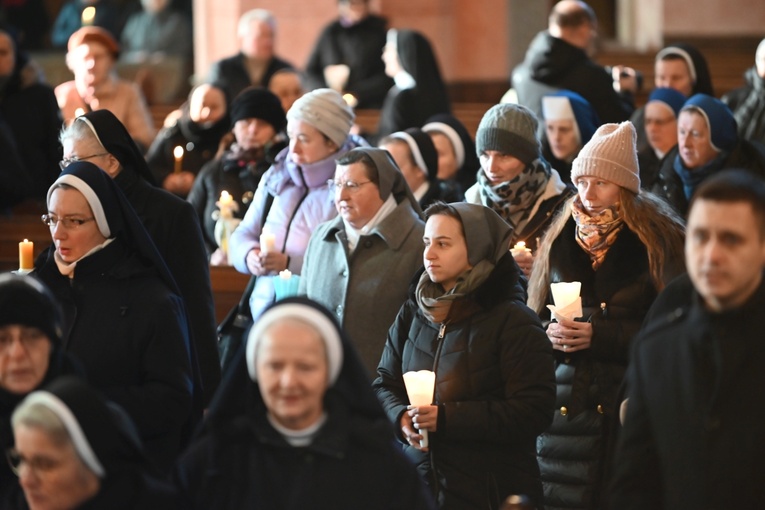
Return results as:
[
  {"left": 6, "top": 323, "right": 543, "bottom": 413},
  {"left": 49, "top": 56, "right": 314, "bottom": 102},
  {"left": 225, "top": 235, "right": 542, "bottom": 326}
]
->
[
  {"left": 415, "top": 259, "right": 495, "bottom": 324},
  {"left": 571, "top": 197, "right": 624, "bottom": 270},
  {"left": 476, "top": 158, "right": 550, "bottom": 235}
]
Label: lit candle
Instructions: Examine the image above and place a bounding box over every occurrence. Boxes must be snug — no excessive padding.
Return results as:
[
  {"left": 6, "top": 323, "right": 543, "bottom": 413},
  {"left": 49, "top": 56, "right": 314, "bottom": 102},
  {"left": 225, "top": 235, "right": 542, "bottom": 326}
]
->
[
  {"left": 403, "top": 370, "right": 436, "bottom": 448},
  {"left": 218, "top": 190, "right": 233, "bottom": 207},
  {"left": 260, "top": 229, "right": 276, "bottom": 255},
  {"left": 19, "top": 239, "right": 33, "bottom": 270},
  {"left": 510, "top": 241, "right": 532, "bottom": 257},
  {"left": 81, "top": 6, "right": 96, "bottom": 26},
  {"left": 547, "top": 281, "right": 583, "bottom": 321},
  {"left": 279, "top": 269, "right": 292, "bottom": 280},
  {"left": 173, "top": 146, "right": 184, "bottom": 174},
  {"left": 74, "top": 107, "right": 85, "bottom": 118}
]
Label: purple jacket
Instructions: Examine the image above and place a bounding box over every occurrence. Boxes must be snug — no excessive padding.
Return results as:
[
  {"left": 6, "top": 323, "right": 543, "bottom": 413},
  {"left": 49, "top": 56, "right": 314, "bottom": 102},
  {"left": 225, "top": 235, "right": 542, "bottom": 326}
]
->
[{"left": 229, "top": 135, "right": 367, "bottom": 318}]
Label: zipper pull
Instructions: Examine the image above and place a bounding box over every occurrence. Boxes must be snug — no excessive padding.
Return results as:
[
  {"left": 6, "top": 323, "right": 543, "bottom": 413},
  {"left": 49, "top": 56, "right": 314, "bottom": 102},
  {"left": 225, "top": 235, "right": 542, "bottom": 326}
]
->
[{"left": 438, "top": 323, "right": 446, "bottom": 340}]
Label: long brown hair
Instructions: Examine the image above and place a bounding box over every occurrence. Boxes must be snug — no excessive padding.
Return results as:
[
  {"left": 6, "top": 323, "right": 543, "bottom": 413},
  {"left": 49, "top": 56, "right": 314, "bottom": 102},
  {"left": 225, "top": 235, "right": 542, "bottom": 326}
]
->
[{"left": 527, "top": 188, "right": 686, "bottom": 313}]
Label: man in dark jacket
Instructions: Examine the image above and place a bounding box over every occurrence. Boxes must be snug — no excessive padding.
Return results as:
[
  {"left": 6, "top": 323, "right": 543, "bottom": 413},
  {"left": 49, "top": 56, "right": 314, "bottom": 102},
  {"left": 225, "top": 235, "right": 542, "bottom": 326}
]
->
[
  {"left": 512, "top": 0, "right": 636, "bottom": 124},
  {"left": 722, "top": 37, "right": 765, "bottom": 146},
  {"left": 610, "top": 170, "right": 765, "bottom": 509},
  {"left": 304, "top": 0, "right": 393, "bottom": 109},
  {"left": 207, "top": 9, "right": 294, "bottom": 104}
]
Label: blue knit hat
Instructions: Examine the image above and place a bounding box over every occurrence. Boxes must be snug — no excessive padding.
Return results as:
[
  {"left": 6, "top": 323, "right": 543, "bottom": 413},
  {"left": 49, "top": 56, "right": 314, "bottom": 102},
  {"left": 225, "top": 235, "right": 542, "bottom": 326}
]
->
[
  {"left": 681, "top": 94, "right": 738, "bottom": 152},
  {"left": 647, "top": 87, "right": 686, "bottom": 118}
]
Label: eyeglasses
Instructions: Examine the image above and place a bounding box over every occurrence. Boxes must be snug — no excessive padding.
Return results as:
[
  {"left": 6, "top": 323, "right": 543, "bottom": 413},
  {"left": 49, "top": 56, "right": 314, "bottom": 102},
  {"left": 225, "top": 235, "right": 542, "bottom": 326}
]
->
[
  {"left": 0, "top": 329, "right": 47, "bottom": 355},
  {"left": 41, "top": 214, "right": 95, "bottom": 230},
  {"left": 59, "top": 152, "right": 109, "bottom": 170},
  {"left": 6, "top": 448, "right": 63, "bottom": 477},
  {"left": 327, "top": 179, "right": 373, "bottom": 193}
]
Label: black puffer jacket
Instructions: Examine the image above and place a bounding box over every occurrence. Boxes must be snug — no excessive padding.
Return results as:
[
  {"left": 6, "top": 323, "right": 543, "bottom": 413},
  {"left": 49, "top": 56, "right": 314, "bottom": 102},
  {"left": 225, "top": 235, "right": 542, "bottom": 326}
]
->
[
  {"left": 723, "top": 66, "right": 765, "bottom": 145},
  {"left": 374, "top": 254, "right": 556, "bottom": 509},
  {"left": 537, "top": 218, "right": 673, "bottom": 510},
  {"left": 512, "top": 31, "right": 633, "bottom": 124}
]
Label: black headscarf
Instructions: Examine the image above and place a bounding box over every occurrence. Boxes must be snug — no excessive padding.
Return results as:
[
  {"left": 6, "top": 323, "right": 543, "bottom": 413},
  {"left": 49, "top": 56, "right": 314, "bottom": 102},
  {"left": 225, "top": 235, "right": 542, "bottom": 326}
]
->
[
  {"left": 16, "top": 376, "right": 151, "bottom": 477},
  {"left": 76, "top": 110, "right": 159, "bottom": 186},
  {"left": 394, "top": 29, "right": 450, "bottom": 112},
  {"left": 202, "top": 297, "right": 387, "bottom": 434},
  {"left": 0, "top": 24, "right": 30, "bottom": 96}
]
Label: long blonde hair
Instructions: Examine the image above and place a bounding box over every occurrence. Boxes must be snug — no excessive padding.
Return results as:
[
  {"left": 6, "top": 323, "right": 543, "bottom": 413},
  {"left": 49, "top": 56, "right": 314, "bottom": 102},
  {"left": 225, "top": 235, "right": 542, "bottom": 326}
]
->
[{"left": 527, "top": 188, "right": 686, "bottom": 313}]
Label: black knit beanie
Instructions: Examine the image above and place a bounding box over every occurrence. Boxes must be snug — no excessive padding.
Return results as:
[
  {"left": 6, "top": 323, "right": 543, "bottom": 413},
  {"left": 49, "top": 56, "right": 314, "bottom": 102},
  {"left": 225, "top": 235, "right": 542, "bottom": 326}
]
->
[
  {"left": 230, "top": 86, "right": 287, "bottom": 131},
  {"left": 0, "top": 274, "right": 62, "bottom": 344}
]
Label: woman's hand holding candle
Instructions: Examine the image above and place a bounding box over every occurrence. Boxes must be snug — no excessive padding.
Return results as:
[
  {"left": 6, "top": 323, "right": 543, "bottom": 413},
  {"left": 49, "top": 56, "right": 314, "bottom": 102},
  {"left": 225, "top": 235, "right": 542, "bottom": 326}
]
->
[{"left": 510, "top": 241, "right": 534, "bottom": 278}]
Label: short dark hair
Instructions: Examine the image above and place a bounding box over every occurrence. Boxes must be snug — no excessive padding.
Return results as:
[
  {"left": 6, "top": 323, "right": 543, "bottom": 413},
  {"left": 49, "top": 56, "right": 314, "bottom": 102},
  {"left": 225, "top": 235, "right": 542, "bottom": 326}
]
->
[
  {"left": 335, "top": 150, "right": 379, "bottom": 187},
  {"left": 689, "top": 169, "right": 765, "bottom": 237},
  {"left": 550, "top": 1, "right": 596, "bottom": 29},
  {"left": 423, "top": 201, "right": 466, "bottom": 238}
]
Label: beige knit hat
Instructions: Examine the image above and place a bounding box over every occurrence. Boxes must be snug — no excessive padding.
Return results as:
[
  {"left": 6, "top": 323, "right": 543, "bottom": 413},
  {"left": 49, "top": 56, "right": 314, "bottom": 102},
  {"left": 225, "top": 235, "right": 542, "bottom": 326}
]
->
[
  {"left": 570, "top": 121, "right": 640, "bottom": 193},
  {"left": 286, "top": 88, "right": 355, "bottom": 148}
]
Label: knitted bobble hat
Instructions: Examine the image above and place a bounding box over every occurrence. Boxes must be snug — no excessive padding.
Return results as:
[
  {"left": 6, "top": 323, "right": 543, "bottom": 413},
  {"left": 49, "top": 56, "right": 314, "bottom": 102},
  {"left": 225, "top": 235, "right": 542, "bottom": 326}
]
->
[
  {"left": 475, "top": 103, "right": 540, "bottom": 166},
  {"left": 286, "top": 88, "right": 355, "bottom": 148},
  {"left": 571, "top": 121, "right": 641, "bottom": 193}
]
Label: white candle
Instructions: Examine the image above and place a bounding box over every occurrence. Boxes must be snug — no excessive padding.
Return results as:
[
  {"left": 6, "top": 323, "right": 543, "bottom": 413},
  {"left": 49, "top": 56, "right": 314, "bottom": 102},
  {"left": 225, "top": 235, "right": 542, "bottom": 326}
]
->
[
  {"left": 81, "top": 6, "right": 96, "bottom": 26},
  {"left": 173, "top": 146, "right": 184, "bottom": 174},
  {"left": 19, "top": 239, "right": 33, "bottom": 270},
  {"left": 403, "top": 370, "right": 436, "bottom": 448},
  {"left": 510, "top": 241, "right": 532, "bottom": 257},
  {"left": 279, "top": 269, "right": 292, "bottom": 280},
  {"left": 218, "top": 190, "right": 233, "bottom": 207},
  {"left": 260, "top": 229, "right": 276, "bottom": 254}
]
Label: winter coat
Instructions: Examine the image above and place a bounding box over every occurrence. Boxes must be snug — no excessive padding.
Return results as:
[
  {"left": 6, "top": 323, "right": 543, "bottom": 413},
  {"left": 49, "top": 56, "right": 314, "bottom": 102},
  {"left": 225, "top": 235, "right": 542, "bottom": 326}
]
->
[
  {"left": 636, "top": 145, "right": 673, "bottom": 191},
  {"left": 610, "top": 276, "right": 765, "bottom": 510},
  {"left": 723, "top": 66, "right": 765, "bottom": 145},
  {"left": 300, "top": 198, "right": 425, "bottom": 376},
  {"left": 0, "top": 60, "right": 62, "bottom": 201},
  {"left": 465, "top": 169, "right": 576, "bottom": 251},
  {"left": 55, "top": 77, "right": 156, "bottom": 150},
  {"left": 113, "top": 167, "right": 219, "bottom": 406},
  {"left": 229, "top": 136, "right": 366, "bottom": 319},
  {"left": 187, "top": 140, "right": 284, "bottom": 254},
  {"left": 512, "top": 31, "right": 633, "bottom": 124},
  {"left": 536, "top": 219, "right": 675, "bottom": 510},
  {"left": 374, "top": 254, "right": 556, "bottom": 509},
  {"left": 207, "top": 52, "right": 294, "bottom": 105},
  {"left": 145, "top": 107, "right": 230, "bottom": 186},
  {"left": 651, "top": 140, "right": 765, "bottom": 217},
  {"left": 304, "top": 14, "right": 393, "bottom": 109},
  {"left": 35, "top": 239, "right": 193, "bottom": 473}
]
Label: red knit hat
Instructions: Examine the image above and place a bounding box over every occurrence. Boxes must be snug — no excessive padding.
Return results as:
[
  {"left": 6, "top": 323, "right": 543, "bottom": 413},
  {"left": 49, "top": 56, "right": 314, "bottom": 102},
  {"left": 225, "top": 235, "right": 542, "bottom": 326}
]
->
[{"left": 67, "top": 26, "right": 120, "bottom": 58}]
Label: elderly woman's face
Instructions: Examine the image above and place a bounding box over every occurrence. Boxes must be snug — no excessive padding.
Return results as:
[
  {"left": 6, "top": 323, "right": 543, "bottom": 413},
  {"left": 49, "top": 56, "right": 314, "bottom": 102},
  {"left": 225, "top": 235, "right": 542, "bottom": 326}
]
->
[
  {"left": 0, "top": 325, "right": 50, "bottom": 395},
  {"left": 13, "top": 425, "right": 100, "bottom": 510},
  {"left": 677, "top": 110, "right": 718, "bottom": 169},
  {"left": 333, "top": 162, "right": 383, "bottom": 229},
  {"left": 256, "top": 320, "right": 329, "bottom": 430},
  {"left": 47, "top": 188, "right": 107, "bottom": 263},
  {"left": 575, "top": 176, "right": 621, "bottom": 215},
  {"left": 423, "top": 214, "right": 471, "bottom": 292},
  {"left": 287, "top": 118, "right": 338, "bottom": 165}
]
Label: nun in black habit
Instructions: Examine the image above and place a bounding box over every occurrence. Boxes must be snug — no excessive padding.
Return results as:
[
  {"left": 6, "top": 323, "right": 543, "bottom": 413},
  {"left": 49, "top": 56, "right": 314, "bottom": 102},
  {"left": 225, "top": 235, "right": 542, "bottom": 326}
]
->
[
  {"left": 59, "top": 109, "right": 221, "bottom": 407},
  {"left": 174, "top": 297, "right": 435, "bottom": 510},
  {"left": 0, "top": 274, "right": 82, "bottom": 508},
  {"left": 34, "top": 161, "right": 197, "bottom": 473},
  {"left": 11, "top": 376, "right": 177, "bottom": 509}
]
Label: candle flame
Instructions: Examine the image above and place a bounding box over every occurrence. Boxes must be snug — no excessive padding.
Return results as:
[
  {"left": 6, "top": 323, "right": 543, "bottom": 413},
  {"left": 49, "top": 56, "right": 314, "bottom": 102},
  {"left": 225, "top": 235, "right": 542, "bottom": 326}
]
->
[
  {"left": 23, "top": 239, "right": 28, "bottom": 242},
  {"left": 74, "top": 108, "right": 85, "bottom": 118},
  {"left": 342, "top": 93, "right": 358, "bottom": 108},
  {"left": 173, "top": 146, "right": 184, "bottom": 159},
  {"left": 514, "top": 241, "right": 526, "bottom": 249}
]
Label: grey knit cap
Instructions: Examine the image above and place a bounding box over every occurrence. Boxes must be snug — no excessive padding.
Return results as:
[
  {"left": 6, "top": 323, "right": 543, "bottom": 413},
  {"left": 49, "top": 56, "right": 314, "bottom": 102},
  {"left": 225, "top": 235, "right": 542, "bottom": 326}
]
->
[
  {"left": 286, "top": 88, "right": 355, "bottom": 147},
  {"left": 475, "top": 103, "right": 541, "bottom": 165},
  {"left": 570, "top": 121, "right": 641, "bottom": 194}
]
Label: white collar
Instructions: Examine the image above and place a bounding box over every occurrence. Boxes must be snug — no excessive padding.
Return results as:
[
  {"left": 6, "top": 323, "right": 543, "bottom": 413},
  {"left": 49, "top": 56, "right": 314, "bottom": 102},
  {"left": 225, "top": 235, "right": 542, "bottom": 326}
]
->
[{"left": 343, "top": 195, "right": 398, "bottom": 252}]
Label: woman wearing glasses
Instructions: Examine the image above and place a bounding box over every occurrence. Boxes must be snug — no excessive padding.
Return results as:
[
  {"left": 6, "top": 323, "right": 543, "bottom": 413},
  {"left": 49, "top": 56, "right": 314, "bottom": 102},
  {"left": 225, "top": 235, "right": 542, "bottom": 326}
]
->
[
  {"left": 10, "top": 376, "right": 176, "bottom": 509},
  {"left": 228, "top": 88, "right": 367, "bottom": 320},
  {"left": 0, "top": 275, "right": 81, "bottom": 508},
  {"left": 300, "top": 147, "right": 425, "bottom": 376},
  {"left": 33, "top": 161, "right": 195, "bottom": 474}
]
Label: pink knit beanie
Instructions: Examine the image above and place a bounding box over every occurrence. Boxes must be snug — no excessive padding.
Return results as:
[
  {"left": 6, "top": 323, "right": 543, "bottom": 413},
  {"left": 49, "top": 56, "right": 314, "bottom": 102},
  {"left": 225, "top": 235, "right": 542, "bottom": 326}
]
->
[{"left": 570, "top": 121, "right": 640, "bottom": 193}]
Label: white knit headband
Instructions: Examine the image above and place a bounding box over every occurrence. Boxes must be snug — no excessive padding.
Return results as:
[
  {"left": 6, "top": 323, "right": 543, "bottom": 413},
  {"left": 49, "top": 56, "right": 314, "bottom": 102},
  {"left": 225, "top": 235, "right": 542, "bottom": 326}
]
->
[
  {"left": 48, "top": 174, "right": 111, "bottom": 238},
  {"left": 422, "top": 121, "right": 465, "bottom": 168},
  {"left": 246, "top": 304, "right": 344, "bottom": 385},
  {"left": 20, "top": 392, "right": 106, "bottom": 478}
]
